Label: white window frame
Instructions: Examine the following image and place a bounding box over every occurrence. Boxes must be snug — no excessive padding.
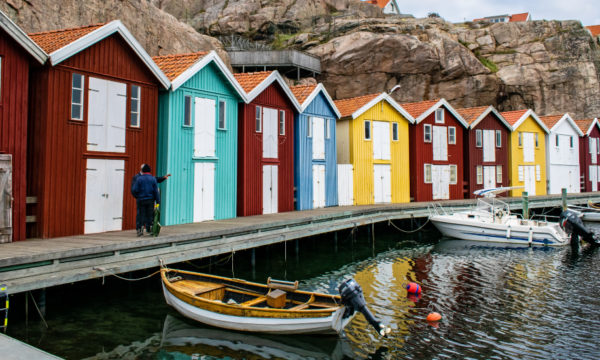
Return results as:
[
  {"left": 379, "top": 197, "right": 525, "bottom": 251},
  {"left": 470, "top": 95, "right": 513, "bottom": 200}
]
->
[
  {"left": 476, "top": 166, "right": 483, "bottom": 184},
  {"left": 424, "top": 124, "right": 432, "bottom": 143},
  {"left": 326, "top": 119, "right": 331, "bottom": 139},
  {"left": 536, "top": 164, "right": 541, "bottom": 181},
  {"left": 450, "top": 165, "right": 457, "bottom": 184},
  {"left": 496, "top": 165, "right": 502, "bottom": 183},
  {"left": 424, "top": 164, "right": 432, "bottom": 183},
  {"left": 496, "top": 130, "right": 501, "bottom": 147},
  {"left": 183, "top": 95, "right": 192, "bottom": 127},
  {"left": 435, "top": 108, "right": 444, "bottom": 124},
  {"left": 255, "top": 106, "right": 262, "bottom": 133},
  {"left": 448, "top": 126, "right": 456, "bottom": 145},
  {"left": 130, "top": 84, "right": 140, "bottom": 128},
  {"left": 218, "top": 100, "right": 226, "bottom": 130},
  {"left": 392, "top": 122, "right": 399, "bottom": 141},
  {"left": 279, "top": 110, "right": 285, "bottom": 136},
  {"left": 71, "top": 73, "right": 84, "bottom": 121},
  {"left": 307, "top": 116, "right": 312, "bottom": 138},
  {"left": 475, "top": 129, "right": 482, "bottom": 147},
  {"left": 364, "top": 120, "right": 371, "bottom": 140}
]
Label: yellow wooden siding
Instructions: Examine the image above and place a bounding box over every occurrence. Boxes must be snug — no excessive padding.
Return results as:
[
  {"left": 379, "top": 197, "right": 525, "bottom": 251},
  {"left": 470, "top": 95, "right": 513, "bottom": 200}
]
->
[
  {"left": 508, "top": 116, "right": 547, "bottom": 197},
  {"left": 349, "top": 100, "right": 411, "bottom": 205}
]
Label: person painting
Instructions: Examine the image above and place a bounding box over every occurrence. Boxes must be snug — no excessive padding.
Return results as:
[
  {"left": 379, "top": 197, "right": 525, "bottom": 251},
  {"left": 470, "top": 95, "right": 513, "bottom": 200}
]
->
[{"left": 131, "top": 164, "right": 161, "bottom": 236}]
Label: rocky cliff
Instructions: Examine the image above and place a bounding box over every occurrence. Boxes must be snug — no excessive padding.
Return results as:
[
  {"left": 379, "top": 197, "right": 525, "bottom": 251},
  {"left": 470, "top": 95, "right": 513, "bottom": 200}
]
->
[{"left": 2, "top": 0, "right": 599, "bottom": 118}]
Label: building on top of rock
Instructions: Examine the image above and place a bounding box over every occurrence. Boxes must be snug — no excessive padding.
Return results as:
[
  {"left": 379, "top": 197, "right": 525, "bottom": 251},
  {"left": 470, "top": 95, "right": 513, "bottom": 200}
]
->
[
  {"left": 361, "top": 0, "right": 400, "bottom": 15},
  {"left": 473, "top": 12, "right": 531, "bottom": 23},
  {"left": 586, "top": 25, "right": 600, "bottom": 42}
]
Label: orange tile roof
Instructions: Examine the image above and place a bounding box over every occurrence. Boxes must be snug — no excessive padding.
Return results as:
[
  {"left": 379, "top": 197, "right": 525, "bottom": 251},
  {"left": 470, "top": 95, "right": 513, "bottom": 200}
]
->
[
  {"left": 233, "top": 71, "right": 273, "bottom": 93},
  {"left": 456, "top": 106, "right": 490, "bottom": 125},
  {"left": 587, "top": 25, "right": 600, "bottom": 37},
  {"left": 334, "top": 93, "right": 380, "bottom": 118},
  {"left": 510, "top": 12, "right": 530, "bottom": 22},
  {"left": 152, "top": 52, "right": 208, "bottom": 81},
  {"left": 29, "top": 23, "right": 105, "bottom": 54},
  {"left": 500, "top": 109, "right": 529, "bottom": 126},
  {"left": 400, "top": 99, "right": 440, "bottom": 119},
  {"left": 539, "top": 115, "right": 564, "bottom": 130},
  {"left": 574, "top": 119, "right": 595, "bottom": 134},
  {"left": 363, "top": 0, "right": 390, "bottom": 9},
  {"left": 290, "top": 84, "right": 317, "bottom": 105}
]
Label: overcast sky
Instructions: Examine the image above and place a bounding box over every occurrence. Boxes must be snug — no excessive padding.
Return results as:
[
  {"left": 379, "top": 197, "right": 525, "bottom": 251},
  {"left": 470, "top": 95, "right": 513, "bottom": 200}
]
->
[{"left": 399, "top": 1, "right": 599, "bottom": 26}]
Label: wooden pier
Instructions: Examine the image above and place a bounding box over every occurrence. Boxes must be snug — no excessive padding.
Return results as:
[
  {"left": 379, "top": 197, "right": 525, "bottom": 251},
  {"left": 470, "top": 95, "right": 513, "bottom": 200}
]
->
[{"left": 0, "top": 193, "right": 598, "bottom": 295}]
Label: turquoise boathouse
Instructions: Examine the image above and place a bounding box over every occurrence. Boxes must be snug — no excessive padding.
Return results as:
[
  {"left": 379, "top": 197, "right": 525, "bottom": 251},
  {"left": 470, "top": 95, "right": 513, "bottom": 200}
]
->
[
  {"left": 291, "top": 84, "right": 341, "bottom": 210},
  {"left": 153, "top": 51, "right": 246, "bottom": 225}
]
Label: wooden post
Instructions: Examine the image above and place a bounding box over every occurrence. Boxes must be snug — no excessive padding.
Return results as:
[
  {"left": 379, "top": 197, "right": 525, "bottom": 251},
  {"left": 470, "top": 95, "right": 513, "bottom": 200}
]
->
[
  {"left": 334, "top": 232, "right": 338, "bottom": 253},
  {"left": 562, "top": 188, "right": 567, "bottom": 211},
  {"left": 522, "top": 191, "right": 529, "bottom": 219}
]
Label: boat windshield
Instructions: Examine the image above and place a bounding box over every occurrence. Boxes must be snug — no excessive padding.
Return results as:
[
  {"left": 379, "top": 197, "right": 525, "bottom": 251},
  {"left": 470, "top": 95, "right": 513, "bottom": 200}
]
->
[{"left": 475, "top": 198, "right": 511, "bottom": 215}]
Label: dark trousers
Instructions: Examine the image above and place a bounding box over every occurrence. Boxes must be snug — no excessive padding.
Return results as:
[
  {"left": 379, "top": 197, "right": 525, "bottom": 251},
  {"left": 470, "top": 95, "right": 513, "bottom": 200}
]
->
[{"left": 136, "top": 199, "right": 155, "bottom": 231}]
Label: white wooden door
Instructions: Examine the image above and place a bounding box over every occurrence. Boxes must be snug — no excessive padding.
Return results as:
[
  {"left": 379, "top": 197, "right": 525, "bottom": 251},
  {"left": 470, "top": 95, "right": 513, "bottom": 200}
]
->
[
  {"left": 312, "top": 117, "right": 325, "bottom": 160},
  {"left": 373, "top": 121, "right": 390, "bottom": 160},
  {"left": 433, "top": 126, "right": 448, "bottom": 161},
  {"left": 194, "top": 98, "right": 216, "bottom": 157},
  {"left": 87, "top": 78, "right": 126, "bottom": 153},
  {"left": 483, "top": 166, "right": 496, "bottom": 189},
  {"left": 591, "top": 138, "right": 598, "bottom": 164},
  {"left": 523, "top": 165, "right": 536, "bottom": 195},
  {"left": 337, "top": 164, "right": 354, "bottom": 206},
  {"left": 0, "top": 156, "right": 12, "bottom": 242},
  {"left": 483, "top": 130, "right": 495, "bottom": 162},
  {"left": 106, "top": 81, "right": 127, "bottom": 153},
  {"left": 523, "top": 133, "right": 534, "bottom": 162},
  {"left": 373, "top": 164, "right": 392, "bottom": 203},
  {"left": 84, "top": 159, "right": 124, "bottom": 234},
  {"left": 312, "top": 164, "right": 326, "bottom": 208},
  {"left": 262, "top": 108, "right": 278, "bottom": 159},
  {"left": 591, "top": 165, "right": 598, "bottom": 191},
  {"left": 262, "top": 165, "right": 278, "bottom": 214},
  {"left": 193, "top": 162, "right": 215, "bottom": 222},
  {"left": 432, "top": 165, "right": 450, "bottom": 200},
  {"left": 87, "top": 78, "right": 108, "bottom": 152}
]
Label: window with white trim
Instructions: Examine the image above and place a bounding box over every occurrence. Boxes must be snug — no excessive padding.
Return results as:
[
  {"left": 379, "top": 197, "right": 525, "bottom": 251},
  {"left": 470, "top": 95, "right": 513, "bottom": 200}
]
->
[
  {"left": 326, "top": 119, "right": 331, "bottom": 139},
  {"left": 496, "top": 130, "right": 501, "bottom": 147},
  {"left": 450, "top": 165, "right": 457, "bottom": 184},
  {"left": 476, "top": 166, "right": 483, "bottom": 184},
  {"left": 364, "top": 120, "right": 371, "bottom": 140},
  {"left": 392, "top": 122, "right": 399, "bottom": 141},
  {"left": 424, "top": 124, "right": 432, "bottom": 142},
  {"left": 424, "top": 164, "right": 432, "bottom": 183},
  {"left": 279, "top": 110, "right": 285, "bottom": 135},
  {"left": 183, "top": 96, "right": 192, "bottom": 127},
  {"left": 71, "top": 73, "right": 84, "bottom": 120},
  {"left": 218, "top": 100, "right": 226, "bottom": 130},
  {"left": 435, "top": 108, "right": 444, "bottom": 123},
  {"left": 448, "top": 126, "right": 456, "bottom": 144},
  {"left": 496, "top": 165, "right": 502, "bottom": 183},
  {"left": 475, "top": 129, "right": 482, "bottom": 147},
  {"left": 130, "top": 85, "right": 140, "bottom": 127},
  {"left": 307, "top": 116, "right": 312, "bottom": 137},
  {"left": 255, "top": 106, "right": 262, "bottom": 132}
]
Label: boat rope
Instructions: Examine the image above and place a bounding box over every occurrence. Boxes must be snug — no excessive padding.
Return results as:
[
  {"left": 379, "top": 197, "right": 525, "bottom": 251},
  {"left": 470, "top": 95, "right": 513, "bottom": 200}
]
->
[
  {"left": 231, "top": 250, "right": 235, "bottom": 279},
  {"left": 101, "top": 270, "right": 161, "bottom": 282},
  {"left": 387, "top": 218, "right": 430, "bottom": 233},
  {"left": 28, "top": 292, "right": 48, "bottom": 329},
  {"left": 185, "top": 253, "right": 233, "bottom": 270}
]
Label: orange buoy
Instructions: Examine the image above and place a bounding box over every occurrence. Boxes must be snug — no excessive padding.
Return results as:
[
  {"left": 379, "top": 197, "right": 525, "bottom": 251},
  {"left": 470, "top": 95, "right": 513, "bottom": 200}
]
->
[
  {"left": 426, "top": 312, "right": 442, "bottom": 322},
  {"left": 405, "top": 282, "right": 421, "bottom": 295}
]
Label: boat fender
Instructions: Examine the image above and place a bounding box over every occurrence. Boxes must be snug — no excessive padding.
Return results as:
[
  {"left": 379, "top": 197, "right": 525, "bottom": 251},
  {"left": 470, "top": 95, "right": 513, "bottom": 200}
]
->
[
  {"left": 426, "top": 312, "right": 442, "bottom": 322},
  {"left": 495, "top": 210, "right": 504, "bottom": 219},
  {"left": 338, "top": 279, "right": 391, "bottom": 336},
  {"left": 405, "top": 282, "right": 422, "bottom": 295}
]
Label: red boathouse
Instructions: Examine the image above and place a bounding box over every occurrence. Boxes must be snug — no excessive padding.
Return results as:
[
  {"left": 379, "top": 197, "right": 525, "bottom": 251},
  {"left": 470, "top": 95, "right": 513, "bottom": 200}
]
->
[
  {"left": 0, "top": 11, "right": 47, "bottom": 241},
  {"left": 234, "top": 71, "right": 301, "bottom": 216},
  {"left": 457, "top": 106, "right": 511, "bottom": 198},
  {"left": 574, "top": 118, "right": 600, "bottom": 192},
  {"left": 27, "top": 21, "right": 169, "bottom": 238},
  {"left": 402, "top": 99, "right": 469, "bottom": 201}
]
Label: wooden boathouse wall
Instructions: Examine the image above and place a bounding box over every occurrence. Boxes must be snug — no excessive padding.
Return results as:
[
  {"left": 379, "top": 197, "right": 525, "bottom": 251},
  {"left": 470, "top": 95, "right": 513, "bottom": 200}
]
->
[
  {"left": 237, "top": 82, "right": 295, "bottom": 216},
  {"left": 0, "top": 28, "right": 34, "bottom": 241},
  {"left": 579, "top": 123, "right": 600, "bottom": 192},
  {"left": 464, "top": 113, "right": 510, "bottom": 198},
  {"left": 27, "top": 34, "right": 160, "bottom": 238}
]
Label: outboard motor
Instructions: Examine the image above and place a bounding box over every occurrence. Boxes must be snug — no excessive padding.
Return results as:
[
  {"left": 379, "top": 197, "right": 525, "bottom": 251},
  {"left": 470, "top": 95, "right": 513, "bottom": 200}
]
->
[
  {"left": 560, "top": 209, "right": 600, "bottom": 246},
  {"left": 339, "top": 279, "right": 390, "bottom": 336}
]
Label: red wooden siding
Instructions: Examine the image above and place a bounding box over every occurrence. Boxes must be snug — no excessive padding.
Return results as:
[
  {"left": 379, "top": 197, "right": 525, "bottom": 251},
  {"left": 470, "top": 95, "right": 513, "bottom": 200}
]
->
[
  {"left": 409, "top": 107, "right": 464, "bottom": 202},
  {"left": 464, "top": 114, "right": 510, "bottom": 198},
  {"left": 579, "top": 126, "right": 600, "bottom": 192},
  {"left": 237, "top": 83, "right": 295, "bottom": 216},
  {"left": 27, "top": 34, "right": 160, "bottom": 238},
  {"left": 0, "top": 28, "right": 32, "bottom": 241}
]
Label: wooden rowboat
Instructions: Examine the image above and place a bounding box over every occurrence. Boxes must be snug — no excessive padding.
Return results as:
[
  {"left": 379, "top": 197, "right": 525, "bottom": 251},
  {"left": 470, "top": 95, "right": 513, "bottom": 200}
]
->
[{"left": 160, "top": 267, "right": 388, "bottom": 336}]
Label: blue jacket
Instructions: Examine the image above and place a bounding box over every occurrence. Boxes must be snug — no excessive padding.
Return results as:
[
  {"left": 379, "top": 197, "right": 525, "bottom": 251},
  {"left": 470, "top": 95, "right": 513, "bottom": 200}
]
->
[{"left": 132, "top": 173, "right": 160, "bottom": 203}]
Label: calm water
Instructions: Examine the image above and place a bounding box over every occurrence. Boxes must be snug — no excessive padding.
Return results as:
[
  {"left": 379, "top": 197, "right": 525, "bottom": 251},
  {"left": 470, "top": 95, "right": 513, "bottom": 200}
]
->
[{"left": 7, "top": 224, "right": 600, "bottom": 359}]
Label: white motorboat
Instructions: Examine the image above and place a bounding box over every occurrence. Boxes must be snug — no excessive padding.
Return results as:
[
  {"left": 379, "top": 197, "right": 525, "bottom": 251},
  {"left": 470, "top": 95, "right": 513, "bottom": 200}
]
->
[
  {"left": 567, "top": 204, "right": 600, "bottom": 222},
  {"left": 429, "top": 198, "right": 569, "bottom": 247}
]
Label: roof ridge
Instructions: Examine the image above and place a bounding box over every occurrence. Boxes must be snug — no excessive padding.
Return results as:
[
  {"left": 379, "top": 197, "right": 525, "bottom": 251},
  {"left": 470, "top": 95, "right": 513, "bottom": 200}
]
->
[
  {"left": 28, "top": 22, "right": 106, "bottom": 36},
  {"left": 152, "top": 51, "right": 208, "bottom": 60}
]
